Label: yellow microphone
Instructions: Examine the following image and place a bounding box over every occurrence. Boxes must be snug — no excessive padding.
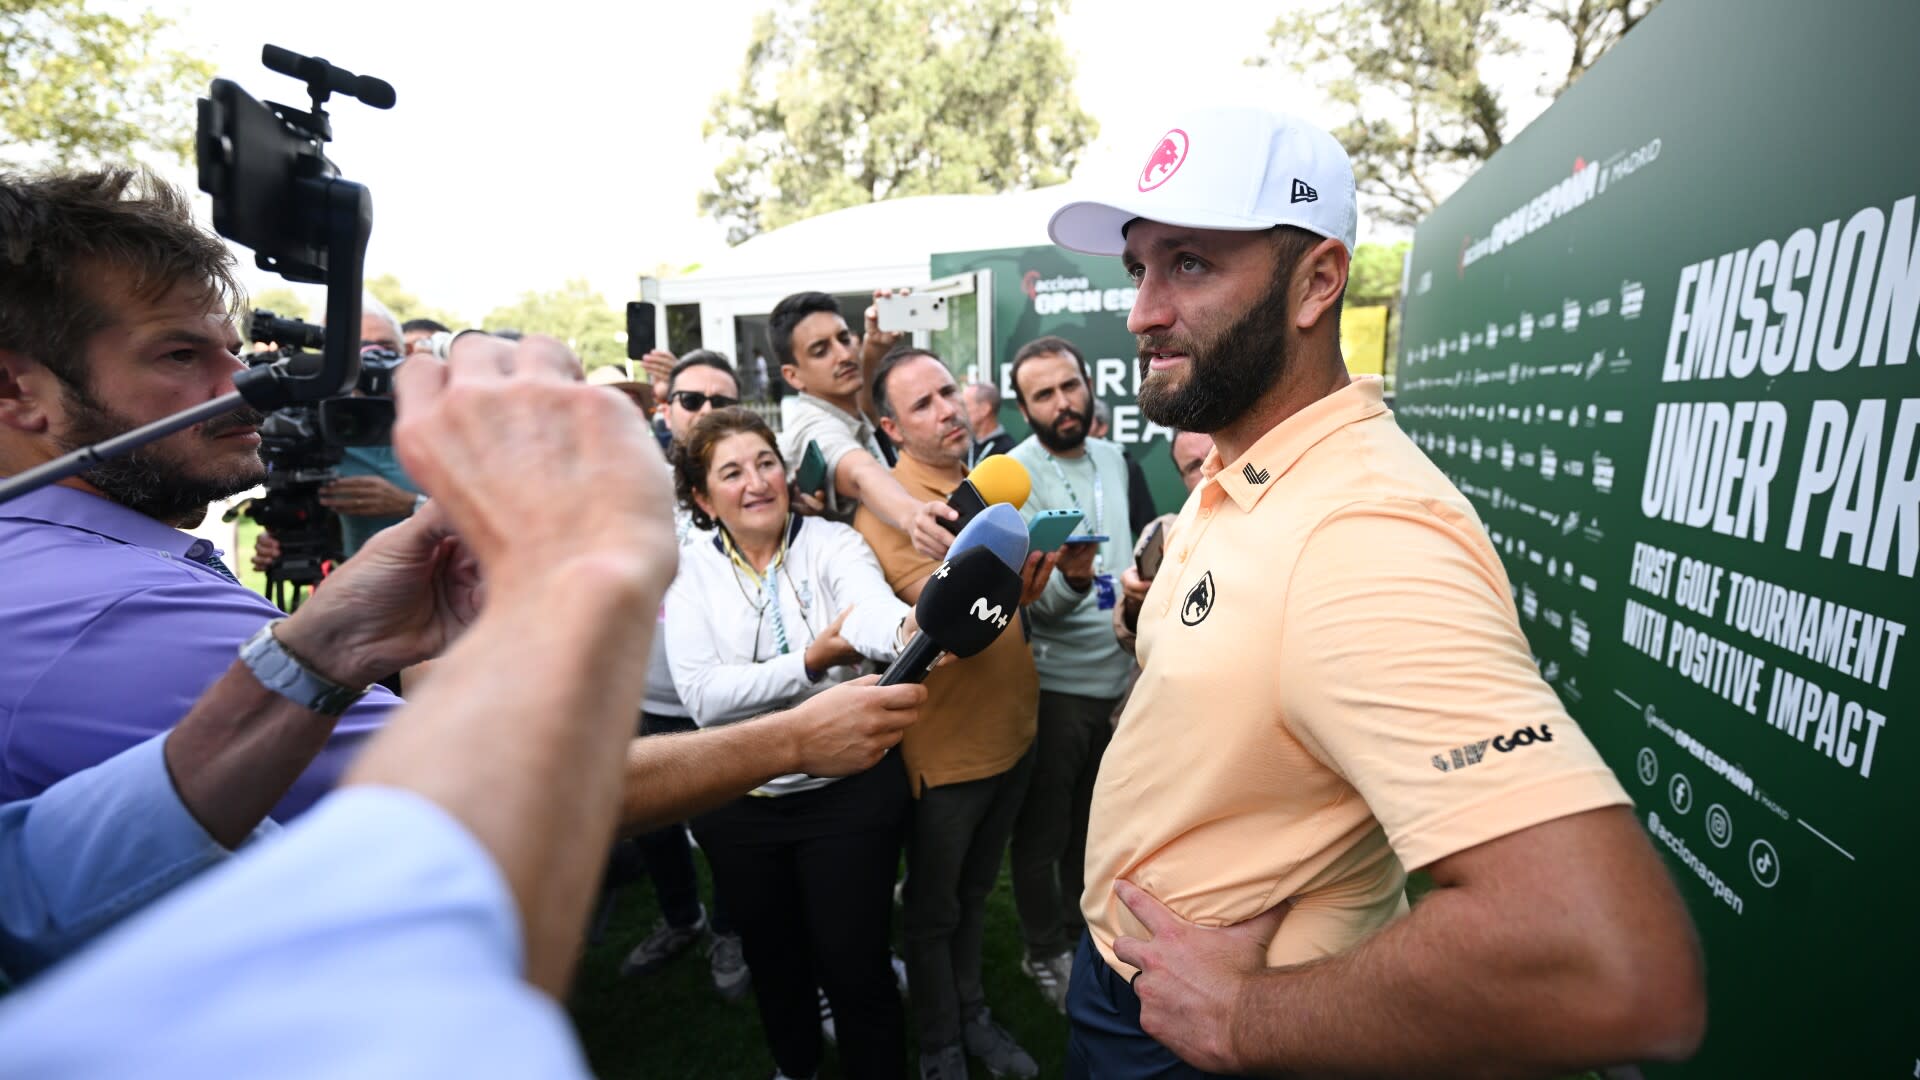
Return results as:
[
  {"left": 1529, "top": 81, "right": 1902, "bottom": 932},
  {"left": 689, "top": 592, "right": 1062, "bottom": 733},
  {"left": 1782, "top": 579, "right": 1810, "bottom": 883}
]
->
[{"left": 940, "top": 454, "right": 1032, "bottom": 533}]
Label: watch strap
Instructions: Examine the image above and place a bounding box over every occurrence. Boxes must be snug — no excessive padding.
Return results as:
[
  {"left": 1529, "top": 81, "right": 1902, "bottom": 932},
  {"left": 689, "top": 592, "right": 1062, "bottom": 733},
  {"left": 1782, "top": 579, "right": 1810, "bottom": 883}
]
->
[{"left": 239, "top": 620, "right": 367, "bottom": 716}]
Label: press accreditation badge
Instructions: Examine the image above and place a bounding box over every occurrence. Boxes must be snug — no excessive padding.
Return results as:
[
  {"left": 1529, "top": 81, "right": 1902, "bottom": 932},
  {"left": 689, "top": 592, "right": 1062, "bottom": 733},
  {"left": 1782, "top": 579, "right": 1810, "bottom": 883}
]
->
[{"left": 1094, "top": 573, "right": 1117, "bottom": 611}]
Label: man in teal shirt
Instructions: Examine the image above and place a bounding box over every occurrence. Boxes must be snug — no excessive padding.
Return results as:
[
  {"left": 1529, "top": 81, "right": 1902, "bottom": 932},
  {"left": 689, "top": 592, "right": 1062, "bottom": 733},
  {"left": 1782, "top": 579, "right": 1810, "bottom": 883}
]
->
[
  {"left": 317, "top": 301, "right": 422, "bottom": 558},
  {"left": 1005, "top": 334, "right": 1136, "bottom": 1012}
]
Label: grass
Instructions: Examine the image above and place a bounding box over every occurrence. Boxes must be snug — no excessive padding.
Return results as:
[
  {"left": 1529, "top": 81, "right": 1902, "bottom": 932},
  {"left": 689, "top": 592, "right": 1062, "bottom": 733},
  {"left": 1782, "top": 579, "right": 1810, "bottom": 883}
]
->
[{"left": 570, "top": 853, "right": 1069, "bottom": 1079}]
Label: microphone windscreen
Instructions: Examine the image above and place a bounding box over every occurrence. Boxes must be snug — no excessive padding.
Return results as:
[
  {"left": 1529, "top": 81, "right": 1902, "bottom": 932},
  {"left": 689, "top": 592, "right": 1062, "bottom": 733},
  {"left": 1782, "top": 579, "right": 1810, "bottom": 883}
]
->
[
  {"left": 967, "top": 455, "right": 1031, "bottom": 509},
  {"left": 914, "top": 547, "right": 1024, "bottom": 658},
  {"left": 948, "top": 502, "right": 1028, "bottom": 575}
]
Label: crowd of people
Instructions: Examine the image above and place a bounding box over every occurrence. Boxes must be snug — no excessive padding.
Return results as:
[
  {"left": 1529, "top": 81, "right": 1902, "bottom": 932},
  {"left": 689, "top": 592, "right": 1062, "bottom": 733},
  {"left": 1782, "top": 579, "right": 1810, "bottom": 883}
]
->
[{"left": 0, "top": 106, "right": 1707, "bottom": 1080}]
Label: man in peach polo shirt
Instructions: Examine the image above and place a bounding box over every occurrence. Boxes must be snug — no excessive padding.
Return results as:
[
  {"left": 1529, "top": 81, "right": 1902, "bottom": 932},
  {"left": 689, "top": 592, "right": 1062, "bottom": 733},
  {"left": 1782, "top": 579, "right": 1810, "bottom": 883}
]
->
[{"left": 1046, "top": 108, "right": 1705, "bottom": 1078}]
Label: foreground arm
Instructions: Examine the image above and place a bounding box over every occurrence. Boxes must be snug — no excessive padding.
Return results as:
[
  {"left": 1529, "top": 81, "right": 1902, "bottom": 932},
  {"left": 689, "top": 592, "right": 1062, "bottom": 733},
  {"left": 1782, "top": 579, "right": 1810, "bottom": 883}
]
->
[
  {"left": 345, "top": 334, "right": 677, "bottom": 995},
  {"left": 834, "top": 450, "right": 955, "bottom": 558},
  {"left": 1118, "top": 807, "right": 1705, "bottom": 1077},
  {"left": 618, "top": 676, "right": 922, "bottom": 833}
]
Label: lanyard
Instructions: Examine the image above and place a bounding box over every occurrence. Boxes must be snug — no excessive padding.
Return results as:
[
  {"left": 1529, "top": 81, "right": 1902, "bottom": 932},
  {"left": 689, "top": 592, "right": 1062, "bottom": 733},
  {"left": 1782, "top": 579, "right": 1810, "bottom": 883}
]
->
[
  {"left": 722, "top": 527, "right": 794, "bottom": 656},
  {"left": 1045, "top": 452, "right": 1106, "bottom": 572}
]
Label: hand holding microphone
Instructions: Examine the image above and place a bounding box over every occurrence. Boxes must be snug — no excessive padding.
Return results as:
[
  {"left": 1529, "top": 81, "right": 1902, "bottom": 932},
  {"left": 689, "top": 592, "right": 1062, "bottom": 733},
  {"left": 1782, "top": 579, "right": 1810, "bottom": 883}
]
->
[
  {"left": 909, "top": 453, "right": 1032, "bottom": 561},
  {"left": 880, "top": 503, "right": 1030, "bottom": 686},
  {"left": 938, "top": 454, "right": 1032, "bottom": 534}
]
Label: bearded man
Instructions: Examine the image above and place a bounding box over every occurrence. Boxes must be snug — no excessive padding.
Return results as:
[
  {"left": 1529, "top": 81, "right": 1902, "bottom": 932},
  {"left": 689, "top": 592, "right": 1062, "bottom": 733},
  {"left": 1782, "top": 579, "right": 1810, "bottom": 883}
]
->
[
  {"left": 1047, "top": 107, "right": 1706, "bottom": 1078},
  {"left": 1004, "top": 334, "right": 1138, "bottom": 1014},
  {"left": 0, "top": 169, "right": 398, "bottom": 818}
]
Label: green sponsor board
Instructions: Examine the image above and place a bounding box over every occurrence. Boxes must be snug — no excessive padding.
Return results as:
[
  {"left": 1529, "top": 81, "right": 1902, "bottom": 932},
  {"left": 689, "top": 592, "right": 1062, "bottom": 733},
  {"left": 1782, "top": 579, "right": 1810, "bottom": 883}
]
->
[
  {"left": 931, "top": 245, "right": 1187, "bottom": 517},
  {"left": 1397, "top": 0, "right": 1917, "bottom": 1073}
]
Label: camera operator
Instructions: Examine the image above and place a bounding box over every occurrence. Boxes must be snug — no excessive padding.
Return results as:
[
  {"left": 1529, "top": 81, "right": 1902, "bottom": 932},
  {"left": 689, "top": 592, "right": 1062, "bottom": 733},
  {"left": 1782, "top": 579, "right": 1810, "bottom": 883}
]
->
[{"left": 0, "top": 168, "right": 403, "bottom": 817}]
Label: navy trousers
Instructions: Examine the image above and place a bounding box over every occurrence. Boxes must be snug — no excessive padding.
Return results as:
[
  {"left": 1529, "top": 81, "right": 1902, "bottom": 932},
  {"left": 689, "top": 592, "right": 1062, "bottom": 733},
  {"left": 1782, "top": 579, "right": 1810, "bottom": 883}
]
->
[{"left": 1065, "top": 931, "right": 1235, "bottom": 1079}]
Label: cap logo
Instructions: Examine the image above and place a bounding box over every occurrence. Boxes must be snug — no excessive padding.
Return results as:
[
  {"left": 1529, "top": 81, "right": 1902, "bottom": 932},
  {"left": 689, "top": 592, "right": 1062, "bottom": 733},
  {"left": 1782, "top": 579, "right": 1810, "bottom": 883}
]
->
[
  {"left": 1290, "top": 179, "right": 1319, "bottom": 204},
  {"left": 1138, "top": 128, "right": 1190, "bottom": 192}
]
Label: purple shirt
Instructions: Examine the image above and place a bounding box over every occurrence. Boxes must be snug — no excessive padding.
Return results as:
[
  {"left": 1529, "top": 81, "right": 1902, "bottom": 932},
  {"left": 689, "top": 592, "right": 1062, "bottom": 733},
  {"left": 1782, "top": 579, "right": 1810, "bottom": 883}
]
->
[{"left": 0, "top": 486, "right": 396, "bottom": 820}]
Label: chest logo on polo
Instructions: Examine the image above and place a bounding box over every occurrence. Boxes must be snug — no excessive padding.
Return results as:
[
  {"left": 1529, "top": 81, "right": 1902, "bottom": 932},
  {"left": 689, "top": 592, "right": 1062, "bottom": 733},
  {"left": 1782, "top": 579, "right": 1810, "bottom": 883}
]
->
[
  {"left": 1181, "top": 571, "right": 1216, "bottom": 626},
  {"left": 1241, "top": 462, "right": 1271, "bottom": 486}
]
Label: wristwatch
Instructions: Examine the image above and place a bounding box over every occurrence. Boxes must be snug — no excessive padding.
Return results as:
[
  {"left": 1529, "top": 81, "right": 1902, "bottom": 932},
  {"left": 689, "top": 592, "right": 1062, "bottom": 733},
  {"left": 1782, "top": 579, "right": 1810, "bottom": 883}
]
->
[{"left": 239, "top": 620, "right": 368, "bottom": 715}]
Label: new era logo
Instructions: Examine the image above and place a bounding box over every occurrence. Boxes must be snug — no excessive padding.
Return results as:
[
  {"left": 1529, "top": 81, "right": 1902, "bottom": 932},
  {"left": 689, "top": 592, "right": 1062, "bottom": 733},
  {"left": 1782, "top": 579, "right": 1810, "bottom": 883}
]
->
[
  {"left": 1290, "top": 179, "right": 1318, "bottom": 204},
  {"left": 1242, "top": 463, "right": 1271, "bottom": 485}
]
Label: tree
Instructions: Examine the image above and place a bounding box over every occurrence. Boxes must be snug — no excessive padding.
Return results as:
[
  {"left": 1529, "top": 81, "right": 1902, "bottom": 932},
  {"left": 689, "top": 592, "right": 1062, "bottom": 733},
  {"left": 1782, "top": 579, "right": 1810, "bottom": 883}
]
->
[
  {"left": 365, "top": 273, "right": 464, "bottom": 330},
  {"left": 0, "top": 0, "right": 212, "bottom": 168},
  {"left": 1257, "top": 0, "right": 1658, "bottom": 228},
  {"left": 702, "top": 0, "right": 1097, "bottom": 244},
  {"left": 1347, "top": 241, "right": 1412, "bottom": 307},
  {"left": 482, "top": 280, "right": 625, "bottom": 373}
]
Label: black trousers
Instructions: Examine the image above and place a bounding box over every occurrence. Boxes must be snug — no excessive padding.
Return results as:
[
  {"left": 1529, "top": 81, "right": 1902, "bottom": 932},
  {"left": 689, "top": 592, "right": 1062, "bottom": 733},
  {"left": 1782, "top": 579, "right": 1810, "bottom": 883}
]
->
[
  {"left": 638, "top": 712, "right": 733, "bottom": 934},
  {"left": 1011, "top": 690, "right": 1118, "bottom": 960},
  {"left": 692, "top": 752, "right": 911, "bottom": 1080},
  {"left": 903, "top": 744, "right": 1037, "bottom": 1049}
]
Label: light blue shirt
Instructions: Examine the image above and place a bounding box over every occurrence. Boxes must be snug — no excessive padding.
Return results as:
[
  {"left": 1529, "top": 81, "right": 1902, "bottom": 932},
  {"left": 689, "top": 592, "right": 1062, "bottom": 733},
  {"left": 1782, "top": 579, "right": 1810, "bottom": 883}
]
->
[
  {"left": 0, "top": 785, "right": 586, "bottom": 1078},
  {"left": 0, "top": 733, "right": 271, "bottom": 983}
]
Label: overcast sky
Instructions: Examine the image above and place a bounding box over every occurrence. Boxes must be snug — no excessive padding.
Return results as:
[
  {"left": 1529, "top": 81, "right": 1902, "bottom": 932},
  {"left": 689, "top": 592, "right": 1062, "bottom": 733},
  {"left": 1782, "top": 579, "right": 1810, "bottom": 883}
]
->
[{"left": 163, "top": 0, "right": 1563, "bottom": 320}]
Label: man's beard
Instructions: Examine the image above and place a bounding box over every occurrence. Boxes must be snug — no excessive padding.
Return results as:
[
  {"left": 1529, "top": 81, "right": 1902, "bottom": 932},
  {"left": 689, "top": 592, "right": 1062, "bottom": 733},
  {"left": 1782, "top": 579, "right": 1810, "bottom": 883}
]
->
[
  {"left": 1032, "top": 401, "right": 1089, "bottom": 454},
  {"left": 1136, "top": 269, "right": 1293, "bottom": 433},
  {"left": 56, "top": 384, "right": 267, "bottom": 527}
]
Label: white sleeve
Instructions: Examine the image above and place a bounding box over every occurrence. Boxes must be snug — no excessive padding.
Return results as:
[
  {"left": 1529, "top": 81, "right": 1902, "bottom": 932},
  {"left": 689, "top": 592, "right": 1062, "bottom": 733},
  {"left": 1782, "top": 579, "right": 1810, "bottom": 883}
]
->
[
  {"left": 665, "top": 558, "right": 814, "bottom": 728},
  {"left": 812, "top": 524, "right": 911, "bottom": 663}
]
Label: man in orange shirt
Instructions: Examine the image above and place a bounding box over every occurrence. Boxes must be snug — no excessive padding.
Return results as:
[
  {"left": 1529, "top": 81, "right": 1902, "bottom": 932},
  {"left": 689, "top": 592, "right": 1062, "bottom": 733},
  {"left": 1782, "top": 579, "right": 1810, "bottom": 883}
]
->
[
  {"left": 1047, "top": 107, "right": 1705, "bottom": 1077},
  {"left": 853, "top": 348, "right": 1060, "bottom": 1080}
]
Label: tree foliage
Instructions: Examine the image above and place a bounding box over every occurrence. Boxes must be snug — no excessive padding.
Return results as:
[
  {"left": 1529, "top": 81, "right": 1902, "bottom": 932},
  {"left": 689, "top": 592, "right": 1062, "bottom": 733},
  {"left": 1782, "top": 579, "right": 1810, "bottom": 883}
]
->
[
  {"left": 702, "top": 0, "right": 1097, "bottom": 244},
  {"left": 366, "top": 273, "right": 465, "bottom": 331},
  {"left": 1348, "top": 241, "right": 1412, "bottom": 307},
  {"left": 0, "top": 0, "right": 213, "bottom": 168},
  {"left": 1259, "top": 0, "right": 1658, "bottom": 228},
  {"left": 482, "top": 279, "right": 625, "bottom": 372}
]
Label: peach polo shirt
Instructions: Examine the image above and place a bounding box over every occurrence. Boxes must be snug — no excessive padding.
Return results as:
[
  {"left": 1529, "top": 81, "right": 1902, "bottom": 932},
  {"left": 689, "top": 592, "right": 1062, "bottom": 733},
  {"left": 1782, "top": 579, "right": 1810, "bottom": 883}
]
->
[{"left": 1082, "top": 376, "right": 1629, "bottom": 975}]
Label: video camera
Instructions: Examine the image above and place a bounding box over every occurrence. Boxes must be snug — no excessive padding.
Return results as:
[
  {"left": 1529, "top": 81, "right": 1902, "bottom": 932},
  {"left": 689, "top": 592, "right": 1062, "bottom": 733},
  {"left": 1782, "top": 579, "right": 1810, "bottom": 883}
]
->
[
  {"left": 229, "top": 312, "right": 401, "bottom": 603},
  {"left": 203, "top": 46, "right": 396, "bottom": 609}
]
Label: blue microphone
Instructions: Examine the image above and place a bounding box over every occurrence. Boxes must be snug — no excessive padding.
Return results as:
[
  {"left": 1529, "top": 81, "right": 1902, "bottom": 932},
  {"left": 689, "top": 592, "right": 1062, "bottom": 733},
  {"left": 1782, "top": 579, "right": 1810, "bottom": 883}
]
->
[{"left": 878, "top": 504, "right": 1030, "bottom": 686}]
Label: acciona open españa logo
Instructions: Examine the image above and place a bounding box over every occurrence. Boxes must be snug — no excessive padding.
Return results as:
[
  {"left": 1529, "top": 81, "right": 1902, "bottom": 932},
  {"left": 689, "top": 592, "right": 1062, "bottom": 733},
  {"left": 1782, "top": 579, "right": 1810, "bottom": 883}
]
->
[{"left": 1139, "top": 129, "right": 1189, "bottom": 192}]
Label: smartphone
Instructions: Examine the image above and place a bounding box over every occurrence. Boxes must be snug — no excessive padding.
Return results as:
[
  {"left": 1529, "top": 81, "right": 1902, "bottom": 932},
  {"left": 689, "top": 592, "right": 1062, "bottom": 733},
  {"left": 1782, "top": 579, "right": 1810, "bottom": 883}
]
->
[
  {"left": 794, "top": 440, "right": 829, "bottom": 493},
  {"left": 876, "top": 293, "right": 949, "bottom": 333},
  {"left": 1026, "top": 508, "right": 1085, "bottom": 553},
  {"left": 1064, "top": 534, "right": 1110, "bottom": 546},
  {"left": 626, "top": 301, "right": 657, "bottom": 360},
  {"left": 1135, "top": 519, "right": 1167, "bottom": 580}
]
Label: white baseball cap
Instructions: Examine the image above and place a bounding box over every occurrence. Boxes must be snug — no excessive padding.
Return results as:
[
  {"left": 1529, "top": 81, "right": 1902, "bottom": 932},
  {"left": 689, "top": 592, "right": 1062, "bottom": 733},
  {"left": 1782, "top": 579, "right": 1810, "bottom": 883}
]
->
[{"left": 1048, "top": 106, "right": 1357, "bottom": 256}]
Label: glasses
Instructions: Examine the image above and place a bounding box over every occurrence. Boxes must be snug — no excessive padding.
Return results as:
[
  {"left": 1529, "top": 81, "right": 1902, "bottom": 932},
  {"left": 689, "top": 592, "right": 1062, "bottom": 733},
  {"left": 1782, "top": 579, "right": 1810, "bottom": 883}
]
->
[{"left": 670, "top": 390, "right": 740, "bottom": 411}]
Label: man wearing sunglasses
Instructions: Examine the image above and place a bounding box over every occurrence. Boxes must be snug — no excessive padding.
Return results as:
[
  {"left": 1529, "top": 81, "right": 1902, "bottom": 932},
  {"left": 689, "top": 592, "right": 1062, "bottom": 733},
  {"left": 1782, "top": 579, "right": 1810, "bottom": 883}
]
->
[{"left": 663, "top": 351, "right": 744, "bottom": 445}]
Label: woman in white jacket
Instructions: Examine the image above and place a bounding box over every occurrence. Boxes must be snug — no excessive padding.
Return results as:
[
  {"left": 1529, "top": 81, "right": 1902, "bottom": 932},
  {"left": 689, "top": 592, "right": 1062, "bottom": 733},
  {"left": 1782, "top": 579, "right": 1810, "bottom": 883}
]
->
[{"left": 666, "top": 408, "right": 914, "bottom": 1080}]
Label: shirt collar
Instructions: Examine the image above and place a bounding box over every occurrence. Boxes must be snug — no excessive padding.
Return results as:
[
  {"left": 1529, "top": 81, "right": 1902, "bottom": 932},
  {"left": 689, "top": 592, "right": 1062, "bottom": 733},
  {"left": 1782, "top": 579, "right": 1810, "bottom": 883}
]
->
[
  {"left": 794, "top": 392, "right": 872, "bottom": 438},
  {"left": 1201, "top": 376, "right": 1389, "bottom": 513},
  {"left": 0, "top": 483, "right": 204, "bottom": 558},
  {"left": 892, "top": 451, "right": 965, "bottom": 499}
]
